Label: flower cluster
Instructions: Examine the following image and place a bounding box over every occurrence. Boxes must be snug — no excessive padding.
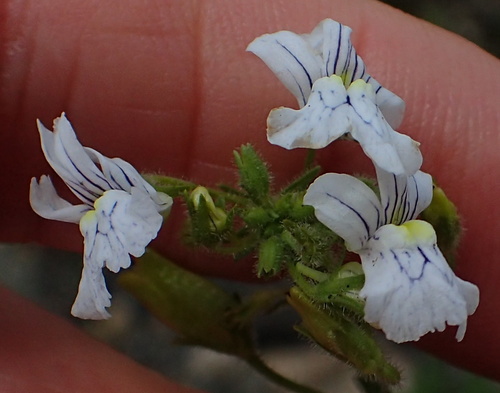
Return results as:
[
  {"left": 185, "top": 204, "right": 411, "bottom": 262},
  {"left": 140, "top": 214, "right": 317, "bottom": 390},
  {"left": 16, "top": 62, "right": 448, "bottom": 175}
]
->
[
  {"left": 30, "top": 114, "right": 172, "bottom": 319},
  {"left": 28, "top": 19, "right": 479, "bottom": 349},
  {"left": 248, "top": 19, "right": 479, "bottom": 342}
]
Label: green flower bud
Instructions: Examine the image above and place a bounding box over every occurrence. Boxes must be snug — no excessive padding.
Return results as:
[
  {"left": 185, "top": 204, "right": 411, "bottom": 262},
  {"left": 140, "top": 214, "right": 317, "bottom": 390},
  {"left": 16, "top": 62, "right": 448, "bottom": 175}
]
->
[
  {"left": 119, "top": 250, "right": 254, "bottom": 357},
  {"left": 234, "top": 144, "right": 270, "bottom": 202},
  {"left": 288, "top": 287, "right": 400, "bottom": 385},
  {"left": 257, "top": 236, "right": 284, "bottom": 277}
]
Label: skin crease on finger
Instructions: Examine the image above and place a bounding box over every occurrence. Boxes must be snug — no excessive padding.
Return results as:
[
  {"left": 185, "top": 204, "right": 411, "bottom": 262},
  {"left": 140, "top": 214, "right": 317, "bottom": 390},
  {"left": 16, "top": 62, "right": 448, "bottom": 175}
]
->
[{"left": 0, "top": 0, "right": 499, "bottom": 386}]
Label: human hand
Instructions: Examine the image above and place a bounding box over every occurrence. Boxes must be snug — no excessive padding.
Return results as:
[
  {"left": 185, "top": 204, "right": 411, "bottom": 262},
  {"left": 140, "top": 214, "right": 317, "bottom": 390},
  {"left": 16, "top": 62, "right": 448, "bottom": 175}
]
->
[{"left": 1, "top": 0, "right": 499, "bottom": 391}]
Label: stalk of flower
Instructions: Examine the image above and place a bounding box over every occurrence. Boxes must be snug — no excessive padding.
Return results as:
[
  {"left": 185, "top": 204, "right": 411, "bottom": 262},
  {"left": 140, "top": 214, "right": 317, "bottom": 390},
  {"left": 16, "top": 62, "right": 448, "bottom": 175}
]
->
[
  {"left": 303, "top": 166, "right": 479, "bottom": 343},
  {"left": 247, "top": 19, "right": 422, "bottom": 176},
  {"left": 30, "top": 113, "right": 172, "bottom": 319}
]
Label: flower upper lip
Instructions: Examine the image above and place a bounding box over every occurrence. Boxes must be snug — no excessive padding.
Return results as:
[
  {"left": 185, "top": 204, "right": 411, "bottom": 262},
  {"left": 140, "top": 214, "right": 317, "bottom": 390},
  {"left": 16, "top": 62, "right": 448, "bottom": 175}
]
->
[
  {"left": 303, "top": 165, "right": 433, "bottom": 252},
  {"left": 247, "top": 19, "right": 421, "bottom": 176},
  {"left": 35, "top": 113, "right": 170, "bottom": 212},
  {"left": 247, "top": 18, "right": 405, "bottom": 128}
]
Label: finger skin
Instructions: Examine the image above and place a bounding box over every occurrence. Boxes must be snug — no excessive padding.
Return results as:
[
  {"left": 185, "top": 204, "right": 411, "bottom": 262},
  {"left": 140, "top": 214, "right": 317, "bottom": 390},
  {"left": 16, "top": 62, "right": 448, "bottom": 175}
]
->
[
  {"left": 1, "top": 0, "right": 499, "bottom": 384},
  {"left": 0, "top": 286, "right": 201, "bottom": 393}
]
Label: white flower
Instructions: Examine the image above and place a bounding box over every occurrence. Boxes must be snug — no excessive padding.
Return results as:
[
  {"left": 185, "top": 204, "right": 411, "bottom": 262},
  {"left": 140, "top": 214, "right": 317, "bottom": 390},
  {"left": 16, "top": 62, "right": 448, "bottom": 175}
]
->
[
  {"left": 248, "top": 19, "right": 421, "bottom": 175},
  {"left": 266, "top": 76, "right": 422, "bottom": 175},
  {"left": 303, "top": 168, "right": 479, "bottom": 343},
  {"left": 30, "top": 113, "right": 173, "bottom": 319},
  {"left": 247, "top": 19, "right": 405, "bottom": 127}
]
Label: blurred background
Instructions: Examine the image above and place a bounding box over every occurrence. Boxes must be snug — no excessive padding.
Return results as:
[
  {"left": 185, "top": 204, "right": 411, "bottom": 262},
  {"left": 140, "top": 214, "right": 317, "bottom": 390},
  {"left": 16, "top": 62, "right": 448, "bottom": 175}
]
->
[
  {"left": 383, "top": 0, "right": 500, "bottom": 58},
  {"left": 1, "top": 0, "right": 499, "bottom": 392}
]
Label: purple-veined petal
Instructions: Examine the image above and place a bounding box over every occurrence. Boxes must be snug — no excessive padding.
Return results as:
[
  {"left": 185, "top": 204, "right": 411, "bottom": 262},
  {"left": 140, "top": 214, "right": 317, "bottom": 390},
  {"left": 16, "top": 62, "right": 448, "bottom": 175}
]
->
[
  {"left": 347, "top": 80, "right": 422, "bottom": 175},
  {"left": 304, "top": 173, "right": 382, "bottom": 251},
  {"left": 37, "top": 114, "right": 112, "bottom": 204},
  {"left": 306, "top": 19, "right": 361, "bottom": 83},
  {"left": 371, "top": 86, "right": 405, "bottom": 129},
  {"left": 29, "top": 175, "right": 90, "bottom": 223},
  {"left": 247, "top": 30, "right": 322, "bottom": 107},
  {"left": 376, "top": 166, "right": 433, "bottom": 225},
  {"left": 71, "top": 252, "right": 112, "bottom": 320},
  {"left": 248, "top": 19, "right": 406, "bottom": 128},
  {"left": 267, "top": 75, "right": 351, "bottom": 149},
  {"left": 80, "top": 189, "right": 163, "bottom": 274},
  {"left": 305, "top": 19, "right": 405, "bottom": 128},
  {"left": 75, "top": 188, "right": 164, "bottom": 319},
  {"left": 84, "top": 148, "right": 172, "bottom": 212},
  {"left": 359, "top": 220, "right": 479, "bottom": 343}
]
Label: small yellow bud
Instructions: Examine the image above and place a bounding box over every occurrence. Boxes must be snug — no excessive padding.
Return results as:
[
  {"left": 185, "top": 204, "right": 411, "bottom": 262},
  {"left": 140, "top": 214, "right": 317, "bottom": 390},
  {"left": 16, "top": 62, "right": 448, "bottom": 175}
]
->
[{"left": 190, "top": 186, "right": 227, "bottom": 231}]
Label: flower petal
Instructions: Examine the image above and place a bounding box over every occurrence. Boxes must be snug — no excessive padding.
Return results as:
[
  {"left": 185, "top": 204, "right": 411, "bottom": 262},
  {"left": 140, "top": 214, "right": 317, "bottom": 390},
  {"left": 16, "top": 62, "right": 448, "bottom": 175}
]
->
[
  {"left": 85, "top": 148, "right": 173, "bottom": 212},
  {"left": 360, "top": 221, "right": 479, "bottom": 343},
  {"left": 376, "top": 166, "right": 433, "bottom": 225},
  {"left": 29, "top": 175, "right": 90, "bottom": 223},
  {"left": 305, "top": 19, "right": 406, "bottom": 128},
  {"left": 267, "top": 75, "right": 351, "bottom": 149},
  {"left": 37, "top": 114, "right": 112, "bottom": 204},
  {"left": 249, "top": 19, "right": 405, "bottom": 128},
  {"left": 347, "top": 80, "right": 422, "bottom": 175},
  {"left": 371, "top": 86, "right": 406, "bottom": 130},
  {"left": 306, "top": 19, "right": 361, "bottom": 83},
  {"left": 71, "top": 255, "right": 111, "bottom": 320},
  {"left": 75, "top": 188, "right": 164, "bottom": 319},
  {"left": 80, "top": 188, "right": 163, "bottom": 274},
  {"left": 304, "top": 173, "right": 382, "bottom": 251},
  {"left": 247, "top": 30, "right": 322, "bottom": 107}
]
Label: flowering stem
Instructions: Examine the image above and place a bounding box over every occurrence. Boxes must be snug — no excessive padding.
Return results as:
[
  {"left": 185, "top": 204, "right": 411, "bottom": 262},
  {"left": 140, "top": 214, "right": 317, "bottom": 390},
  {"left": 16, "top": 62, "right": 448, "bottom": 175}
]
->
[{"left": 245, "top": 353, "right": 325, "bottom": 393}]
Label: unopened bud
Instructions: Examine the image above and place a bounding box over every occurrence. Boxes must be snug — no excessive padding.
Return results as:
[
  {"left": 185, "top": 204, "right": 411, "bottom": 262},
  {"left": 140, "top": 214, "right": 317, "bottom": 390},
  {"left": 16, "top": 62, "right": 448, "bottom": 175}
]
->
[
  {"left": 420, "top": 184, "right": 461, "bottom": 266},
  {"left": 257, "top": 236, "right": 283, "bottom": 277},
  {"left": 190, "top": 186, "right": 227, "bottom": 231}
]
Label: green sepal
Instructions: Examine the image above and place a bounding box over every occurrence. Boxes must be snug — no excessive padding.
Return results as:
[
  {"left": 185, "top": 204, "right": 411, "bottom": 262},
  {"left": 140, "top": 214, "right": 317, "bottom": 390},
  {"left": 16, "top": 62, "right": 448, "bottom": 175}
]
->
[
  {"left": 119, "top": 250, "right": 254, "bottom": 358},
  {"left": 275, "top": 192, "right": 315, "bottom": 221},
  {"left": 420, "top": 184, "right": 461, "bottom": 267},
  {"left": 282, "top": 165, "right": 321, "bottom": 193},
  {"left": 234, "top": 144, "right": 270, "bottom": 203},
  {"left": 287, "top": 287, "right": 400, "bottom": 385},
  {"left": 282, "top": 221, "right": 344, "bottom": 270},
  {"left": 257, "top": 236, "right": 284, "bottom": 277},
  {"left": 185, "top": 194, "right": 221, "bottom": 245},
  {"left": 293, "top": 262, "right": 366, "bottom": 316}
]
